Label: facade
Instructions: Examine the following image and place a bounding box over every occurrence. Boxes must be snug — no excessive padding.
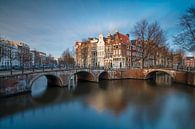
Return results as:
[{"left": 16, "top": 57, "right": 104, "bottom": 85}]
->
[
  {"left": 75, "top": 38, "right": 98, "bottom": 68},
  {"left": 75, "top": 32, "right": 132, "bottom": 69},
  {"left": 17, "top": 42, "right": 31, "bottom": 68},
  {"left": 0, "top": 39, "right": 20, "bottom": 70},
  {"left": 74, "top": 31, "right": 174, "bottom": 69},
  {"left": 104, "top": 32, "right": 113, "bottom": 69},
  {"left": 45, "top": 55, "right": 57, "bottom": 67},
  {"left": 30, "top": 50, "right": 46, "bottom": 67},
  {"left": 0, "top": 38, "right": 57, "bottom": 70},
  {"left": 155, "top": 46, "right": 172, "bottom": 68},
  {"left": 172, "top": 52, "right": 184, "bottom": 69},
  {"left": 184, "top": 56, "right": 195, "bottom": 68},
  {"left": 131, "top": 39, "right": 142, "bottom": 68},
  {"left": 130, "top": 39, "right": 173, "bottom": 68},
  {"left": 75, "top": 41, "right": 82, "bottom": 67},
  {"left": 97, "top": 34, "right": 105, "bottom": 67},
  {"left": 104, "top": 32, "right": 114, "bottom": 69},
  {"left": 88, "top": 38, "right": 98, "bottom": 68},
  {"left": 112, "top": 32, "right": 131, "bottom": 68}
]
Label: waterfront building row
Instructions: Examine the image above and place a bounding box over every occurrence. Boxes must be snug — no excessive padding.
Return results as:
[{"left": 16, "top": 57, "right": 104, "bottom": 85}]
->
[
  {"left": 75, "top": 31, "right": 180, "bottom": 69},
  {"left": 0, "top": 38, "right": 56, "bottom": 70}
]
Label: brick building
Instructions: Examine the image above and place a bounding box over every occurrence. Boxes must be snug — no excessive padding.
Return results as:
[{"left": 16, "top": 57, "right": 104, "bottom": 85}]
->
[
  {"left": 104, "top": 32, "right": 113, "bottom": 69},
  {"left": 111, "top": 32, "right": 131, "bottom": 68},
  {"left": 75, "top": 38, "right": 98, "bottom": 68},
  {"left": 74, "top": 31, "right": 173, "bottom": 69},
  {"left": 184, "top": 56, "right": 195, "bottom": 68},
  {"left": 30, "top": 50, "right": 46, "bottom": 67}
]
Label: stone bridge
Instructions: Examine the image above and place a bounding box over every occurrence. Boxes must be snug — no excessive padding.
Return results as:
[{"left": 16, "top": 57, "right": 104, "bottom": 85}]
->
[{"left": 0, "top": 68, "right": 194, "bottom": 96}]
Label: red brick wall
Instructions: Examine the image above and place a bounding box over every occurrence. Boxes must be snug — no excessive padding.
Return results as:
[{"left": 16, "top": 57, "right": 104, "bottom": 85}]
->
[
  {"left": 174, "top": 72, "right": 187, "bottom": 84},
  {"left": 112, "top": 69, "right": 145, "bottom": 79},
  {"left": 187, "top": 72, "right": 195, "bottom": 86}
]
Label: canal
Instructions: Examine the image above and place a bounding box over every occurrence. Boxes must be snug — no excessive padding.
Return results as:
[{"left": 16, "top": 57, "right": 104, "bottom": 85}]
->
[{"left": 0, "top": 73, "right": 195, "bottom": 129}]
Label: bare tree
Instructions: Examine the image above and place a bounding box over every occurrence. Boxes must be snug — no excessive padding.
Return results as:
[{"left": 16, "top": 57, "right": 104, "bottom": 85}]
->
[
  {"left": 174, "top": 6, "right": 195, "bottom": 53},
  {"left": 81, "top": 44, "right": 88, "bottom": 68},
  {"left": 132, "top": 19, "right": 166, "bottom": 68},
  {"left": 61, "top": 48, "right": 75, "bottom": 68}
]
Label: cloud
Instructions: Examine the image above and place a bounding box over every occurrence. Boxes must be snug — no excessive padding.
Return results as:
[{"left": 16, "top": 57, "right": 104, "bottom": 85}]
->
[{"left": 1, "top": 0, "right": 195, "bottom": 57}]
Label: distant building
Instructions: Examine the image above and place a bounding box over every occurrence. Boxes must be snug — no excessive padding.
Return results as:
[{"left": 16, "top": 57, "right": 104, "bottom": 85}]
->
[
  {"left": 45, "top": 55, "right": 57, "bottom": 67},
  {"left": 0, "top": 39, "right": 20, "bottom": 69},
  {"left": 17, "top": 42, "right": 31, "bottom": 68},
  {"left": 30, "top": 50, "right": 46, "bottom": 67}
]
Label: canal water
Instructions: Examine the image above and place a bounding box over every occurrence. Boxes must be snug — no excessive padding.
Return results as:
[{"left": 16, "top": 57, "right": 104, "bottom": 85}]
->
[{"left": 1, "top": 73, "right": 195, "bottom": 129}]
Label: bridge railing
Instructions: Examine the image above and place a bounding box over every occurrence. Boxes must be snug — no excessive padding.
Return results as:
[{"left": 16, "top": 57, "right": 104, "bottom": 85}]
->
[{"left": 1, "top": 65, "right": 194, "bottom": 77}]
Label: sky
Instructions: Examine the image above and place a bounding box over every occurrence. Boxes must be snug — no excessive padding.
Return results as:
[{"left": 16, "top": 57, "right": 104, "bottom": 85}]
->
[{"left": 0, "top": 0, "right": 194, "bottom": 57}]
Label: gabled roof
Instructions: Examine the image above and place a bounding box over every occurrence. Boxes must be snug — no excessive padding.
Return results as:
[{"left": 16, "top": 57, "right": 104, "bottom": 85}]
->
[{"left": 113, "top": 32, "right": 130, "bottom": 44}]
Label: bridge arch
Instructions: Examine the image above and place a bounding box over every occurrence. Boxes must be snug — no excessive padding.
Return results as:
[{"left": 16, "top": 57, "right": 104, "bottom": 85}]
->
[
  {"left": 29, "top": 74, "right": 63, "bottom": 88},
  {"left": 145, "top": 70, "right": 175, "bottom": 80},
  {"left": 98, "top": 71, "right": 110, "bottom": 81},
  {"left": 73, "top": 71, "right": 96, "bottom": 82}
]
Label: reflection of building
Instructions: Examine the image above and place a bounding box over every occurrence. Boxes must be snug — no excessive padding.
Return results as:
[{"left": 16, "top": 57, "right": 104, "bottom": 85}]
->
[{"left": 87, "top": 87, "right": 127, "bottom": 114}]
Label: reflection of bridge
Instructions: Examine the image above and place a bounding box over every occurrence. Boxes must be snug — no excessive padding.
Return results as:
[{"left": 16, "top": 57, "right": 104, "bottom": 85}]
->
[{"left": 0, "top": 68, "right": 194, "bottom": 96}]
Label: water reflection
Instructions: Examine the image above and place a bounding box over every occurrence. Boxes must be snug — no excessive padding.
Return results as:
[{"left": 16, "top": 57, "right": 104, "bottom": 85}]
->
[
  {"left": 68, "top": 84, "right": 77, "bottom": 92},
  {"left": 155, "top": 72, "right": 173, "bottom": 86},
  {"left": 31, "top": 76, "right": 47, "bottom": 97},
  {"left": 149, "top": 72, "right": 173, "bottom": 86},
  {"left": 1, "top": 79, "right": 195, "bottom": 129}
]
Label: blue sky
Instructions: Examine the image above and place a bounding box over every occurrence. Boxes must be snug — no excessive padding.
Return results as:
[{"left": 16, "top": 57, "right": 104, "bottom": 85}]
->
[{"left": 0, "top": 0, "right": 194, "bottom": 57}]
